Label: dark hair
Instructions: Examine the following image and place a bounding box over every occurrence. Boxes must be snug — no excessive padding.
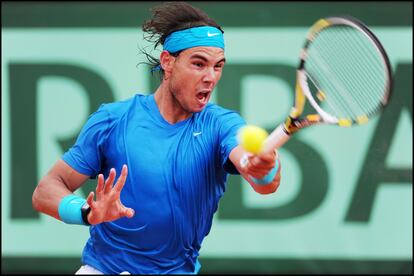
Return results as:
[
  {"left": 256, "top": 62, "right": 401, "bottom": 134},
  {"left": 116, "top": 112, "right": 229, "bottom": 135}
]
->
[{"left": 138, "top": 2, "right": 223, "bottom": 80}]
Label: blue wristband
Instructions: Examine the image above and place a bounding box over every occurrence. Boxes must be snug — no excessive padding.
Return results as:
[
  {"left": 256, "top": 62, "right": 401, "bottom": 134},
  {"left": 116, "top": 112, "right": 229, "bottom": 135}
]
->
[
  {"left": 251, "top": 160, "right": 280, "bottom": 185},
  {"left": 58, "top": 194, "right": 87, "bottom": 225}
]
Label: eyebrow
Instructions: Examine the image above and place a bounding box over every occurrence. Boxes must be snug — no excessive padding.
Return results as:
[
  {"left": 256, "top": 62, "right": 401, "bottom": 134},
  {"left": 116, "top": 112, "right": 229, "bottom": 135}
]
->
[{"left": 190, "top": 54, "right": 226, "bottom": 64}]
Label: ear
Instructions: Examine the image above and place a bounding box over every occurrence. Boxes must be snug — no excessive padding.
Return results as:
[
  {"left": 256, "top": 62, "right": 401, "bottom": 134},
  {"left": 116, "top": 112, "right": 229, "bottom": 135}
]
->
[{"left": 160, "top": 50, "right": 175, "bottom": 79}]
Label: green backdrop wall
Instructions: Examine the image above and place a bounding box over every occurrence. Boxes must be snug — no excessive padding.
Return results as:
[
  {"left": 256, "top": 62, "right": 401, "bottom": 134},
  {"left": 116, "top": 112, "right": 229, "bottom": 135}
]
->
[{"left": 2, "top": 1, "right": 412, "bottom": 274}]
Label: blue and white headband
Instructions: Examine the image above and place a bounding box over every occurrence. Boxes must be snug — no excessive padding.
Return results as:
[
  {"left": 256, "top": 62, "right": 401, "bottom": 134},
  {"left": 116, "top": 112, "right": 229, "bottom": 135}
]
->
[{"left": 163, "top": 26, "right": 225, "bottom": 53}]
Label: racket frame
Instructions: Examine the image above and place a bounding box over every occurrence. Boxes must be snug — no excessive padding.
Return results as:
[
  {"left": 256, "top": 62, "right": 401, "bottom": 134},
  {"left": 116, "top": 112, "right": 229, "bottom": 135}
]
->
[{"left": 263, "top": 16, "right": 393, "bottom": 153}]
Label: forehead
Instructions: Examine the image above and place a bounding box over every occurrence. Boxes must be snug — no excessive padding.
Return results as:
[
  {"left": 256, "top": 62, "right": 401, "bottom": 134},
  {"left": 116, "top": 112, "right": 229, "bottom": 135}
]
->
[{"left": 181, "top": 46, "right": 225, "bottom": 61}]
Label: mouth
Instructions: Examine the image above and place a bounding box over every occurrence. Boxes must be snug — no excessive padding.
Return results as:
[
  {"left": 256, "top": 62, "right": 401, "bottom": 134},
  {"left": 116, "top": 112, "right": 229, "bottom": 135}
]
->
[{"left": 196, "top": 90, "right": 211, "bottom": 105}]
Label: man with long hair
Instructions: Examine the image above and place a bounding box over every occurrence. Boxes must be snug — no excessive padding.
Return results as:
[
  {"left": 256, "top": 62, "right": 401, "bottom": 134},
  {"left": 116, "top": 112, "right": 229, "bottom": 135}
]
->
[{"left": 32, "top": 2, "right": 281, "bottom": 274}]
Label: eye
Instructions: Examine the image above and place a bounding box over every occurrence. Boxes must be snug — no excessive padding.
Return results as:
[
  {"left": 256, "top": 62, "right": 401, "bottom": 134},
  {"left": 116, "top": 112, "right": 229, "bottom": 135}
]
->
[
  {"left": 215, "top": 63, "right": 224, "bottom": 70},
  {"left": 194, "top": 62, "right": 203, "bottom": 68}
]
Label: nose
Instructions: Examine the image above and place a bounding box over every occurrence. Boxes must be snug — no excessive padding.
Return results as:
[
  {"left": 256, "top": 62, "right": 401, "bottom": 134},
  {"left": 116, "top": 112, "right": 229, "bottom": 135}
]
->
[{"left": 203, "top": 67, "right": 216, "bottom": 83}]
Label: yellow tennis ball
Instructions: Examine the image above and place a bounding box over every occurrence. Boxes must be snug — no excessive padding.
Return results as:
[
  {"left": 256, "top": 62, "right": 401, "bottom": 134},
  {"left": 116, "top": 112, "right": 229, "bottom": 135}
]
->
[{"left": 238, "top": 125, "right": 268, "bottom": 154}]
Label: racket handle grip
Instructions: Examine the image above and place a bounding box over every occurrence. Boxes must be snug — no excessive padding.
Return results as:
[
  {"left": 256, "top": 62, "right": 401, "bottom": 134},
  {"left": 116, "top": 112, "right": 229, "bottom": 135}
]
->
[{"left": 263, "top": 124, "right": 291, "bottom": 153}]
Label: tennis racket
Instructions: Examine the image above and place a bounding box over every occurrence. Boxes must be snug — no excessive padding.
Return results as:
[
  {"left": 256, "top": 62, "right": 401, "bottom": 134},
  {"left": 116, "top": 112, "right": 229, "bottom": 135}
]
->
[{"left": 255, "top": 16, "right": 393, "bottom": 157}]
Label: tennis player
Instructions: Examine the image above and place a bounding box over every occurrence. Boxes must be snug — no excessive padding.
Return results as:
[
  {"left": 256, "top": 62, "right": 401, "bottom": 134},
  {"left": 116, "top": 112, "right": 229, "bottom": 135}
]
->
[{"left": 32, "top": 2, "right": 281, "bottom": 274}]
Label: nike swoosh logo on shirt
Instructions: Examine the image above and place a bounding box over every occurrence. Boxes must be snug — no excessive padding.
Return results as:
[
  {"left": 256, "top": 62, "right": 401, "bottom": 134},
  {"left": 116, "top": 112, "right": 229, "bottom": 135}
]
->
[{"left": 193, "top": 132, "right": 202, "bottom": 137}]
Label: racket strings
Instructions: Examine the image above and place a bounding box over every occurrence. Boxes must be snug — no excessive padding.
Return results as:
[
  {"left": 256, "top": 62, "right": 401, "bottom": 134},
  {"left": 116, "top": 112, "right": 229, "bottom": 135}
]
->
[
  {"left": 314, "top": 31, "right": 385, "bottom": 118},
  {"left": 304, "top": 71, "right": 352, "bottom": 119},
  {"left": 341, "top": 27, "right": 387, "bottom": 107},
  {"left": 309, "top": 29, "right": 383, "bottom": 118},
  {"left": 306, "top": 50, "right": 367, "bottom": 121},
  {"left": 318, "top": 27, "right": 385, "bottom": 113},
  {"left": 306, "top": 48, "right": 362, "bottom": 119},
  {"left": 306, "top": 48, "right": 364, "bottom": 119},
  {"left": 326, "top": 28, "right": 383, "bottom": 117},
  {"left": 337, "top": 28, "right": 385, "bottom": 105},
  {"left": 305, "top": 25, "right": 388, "bottom": 121}
]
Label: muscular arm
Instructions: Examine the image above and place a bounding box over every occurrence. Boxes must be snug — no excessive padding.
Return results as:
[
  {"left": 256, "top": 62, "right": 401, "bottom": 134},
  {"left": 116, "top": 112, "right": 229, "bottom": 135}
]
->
[
  {"left": 229, "top": 145, "right": 281, "bottom": 195},
  {"left": 32, "top": 159, "right": 90, "bottom": 220}
]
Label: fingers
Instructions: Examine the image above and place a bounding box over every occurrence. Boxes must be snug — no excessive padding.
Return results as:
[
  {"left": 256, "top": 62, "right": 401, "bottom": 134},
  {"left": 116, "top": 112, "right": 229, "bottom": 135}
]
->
[
  {"left": 86, "top": 191, "right": 94, "bottom": 205},
  {"left": 114, "top": 165, "right": 128, "bottom": 194},
  {"left": 248, "top": 155, "right": 275, "bottom": 170},
  {"left": 256, "top": 151, "right": 276, "bottom": 163},
  {"left": 247, "top": 166, "right": 272, "bottom": 179},
  {"left": 122, "top": 207, "right": 135, "bottom": 218},
  {"left": 95, "top": 165, "right": 128, "bottom": 201},
  {"left": 248, "top": 168, "right": 270, "bottom": 179},
  {"left": 247, "top": 151, "right": 278, "bottom": 178},
  {"left": 104, "top": 168, "right": 116, "bottom": 194},
  {"left": 96, "top": 174, "right": 104, "bottom": 200}
]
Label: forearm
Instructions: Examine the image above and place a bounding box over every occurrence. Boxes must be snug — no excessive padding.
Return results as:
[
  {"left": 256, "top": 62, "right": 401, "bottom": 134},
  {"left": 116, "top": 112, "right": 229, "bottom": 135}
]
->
[{"left": 32, "top": 175, "right": 74, "bottom": 220}]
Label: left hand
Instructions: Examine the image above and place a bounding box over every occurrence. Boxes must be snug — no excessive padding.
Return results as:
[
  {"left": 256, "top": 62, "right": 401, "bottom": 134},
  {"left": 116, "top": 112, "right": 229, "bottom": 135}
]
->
[{"left": 85, "top": 164, "right": 135, "bottom": 225}]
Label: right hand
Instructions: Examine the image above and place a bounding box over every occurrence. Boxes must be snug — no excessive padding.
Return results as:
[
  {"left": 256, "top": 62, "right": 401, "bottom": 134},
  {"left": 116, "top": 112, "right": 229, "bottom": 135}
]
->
[
  {"left": 85, "top": 164, "right": 135, "bottom": 225},
  {"left": 243, "top": 150, "right": 278, "bottom": 180}
]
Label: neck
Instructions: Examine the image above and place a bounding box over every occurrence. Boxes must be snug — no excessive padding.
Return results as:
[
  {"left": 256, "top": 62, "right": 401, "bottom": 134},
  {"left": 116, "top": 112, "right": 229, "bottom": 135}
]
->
[{"left": 153, "top": 82, "right": 192, "bottom": 124}]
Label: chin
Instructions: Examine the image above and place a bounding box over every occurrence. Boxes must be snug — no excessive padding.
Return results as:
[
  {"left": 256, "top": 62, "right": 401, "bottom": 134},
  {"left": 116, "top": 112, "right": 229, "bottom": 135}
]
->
[
  {"left": 190, "top": 107, "right": 203, "bottom": 114},
  {"left": 193, "top": 103, "right": 208, "bottom": 113}
]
